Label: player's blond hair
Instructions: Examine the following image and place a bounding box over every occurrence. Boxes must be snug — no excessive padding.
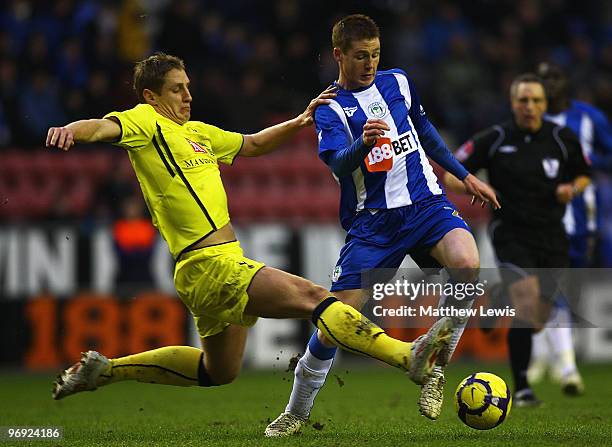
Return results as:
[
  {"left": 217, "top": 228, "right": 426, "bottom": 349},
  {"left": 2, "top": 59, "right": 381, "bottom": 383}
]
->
[
  {"left": 133, "top": 52, "right": 185, "bottom": 103},
  {"left": 332, "top": 14, "right": 380, "bottom": 53}
]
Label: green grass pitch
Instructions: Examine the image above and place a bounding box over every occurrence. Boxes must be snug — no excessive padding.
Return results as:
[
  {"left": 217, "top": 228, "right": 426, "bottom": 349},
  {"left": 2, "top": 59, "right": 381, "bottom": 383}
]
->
[{"left": 1, "top": 363, "right": 610, "bottom": 446}]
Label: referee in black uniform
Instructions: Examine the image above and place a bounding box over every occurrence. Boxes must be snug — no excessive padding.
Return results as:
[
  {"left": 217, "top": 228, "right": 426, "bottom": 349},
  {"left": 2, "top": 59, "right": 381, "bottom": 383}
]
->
[{"left": 445, "top": 73, "right": 591, "bottom": 406}]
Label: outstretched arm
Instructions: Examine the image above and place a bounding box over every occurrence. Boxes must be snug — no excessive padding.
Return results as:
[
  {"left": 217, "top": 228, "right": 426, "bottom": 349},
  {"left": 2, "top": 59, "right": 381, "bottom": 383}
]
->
[
  {"left": 46, "top": 119, "right": 122, "bottom": 151},
  {"left": 239, "top": 86, "right": 336, "bottom": 157},
  {"left": 422, "top": 122, "right": 500, "bottom": 209},
  {"left": 443, "top": 172, "right": 501, "bottom": 209},
  {"left": 445, "top": 129, "right": 503, "bottom": 210}
]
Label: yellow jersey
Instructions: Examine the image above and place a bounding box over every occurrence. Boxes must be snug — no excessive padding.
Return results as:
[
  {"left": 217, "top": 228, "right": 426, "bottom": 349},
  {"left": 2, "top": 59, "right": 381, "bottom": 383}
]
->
[{"left": 104, "top": 104, "right": 243, "bottom": 259}]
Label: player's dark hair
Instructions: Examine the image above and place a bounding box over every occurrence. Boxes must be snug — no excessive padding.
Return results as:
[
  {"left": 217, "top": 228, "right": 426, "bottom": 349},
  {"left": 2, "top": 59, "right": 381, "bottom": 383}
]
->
[
  {"left": 509, "top": 73, "right": 544, "bottom": 99},
  {"left": 133, "top": 52, "right": 185, "bottom": 103},
  {"left": 536, "top": 62, "right": 569, "bottom": 102},
  {"left": 332, "top": 14, "right": 380, "bottom": 52}
]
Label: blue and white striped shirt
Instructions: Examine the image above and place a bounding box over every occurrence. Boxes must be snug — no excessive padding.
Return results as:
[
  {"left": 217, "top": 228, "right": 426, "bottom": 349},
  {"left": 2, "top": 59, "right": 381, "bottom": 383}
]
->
[{"left": 315, "top": 69, "right": 447, "bottom": 230}]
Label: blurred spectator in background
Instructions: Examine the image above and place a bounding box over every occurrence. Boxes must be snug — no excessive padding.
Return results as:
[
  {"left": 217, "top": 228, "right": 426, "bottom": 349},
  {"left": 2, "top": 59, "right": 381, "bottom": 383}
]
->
[
  {"left": 0, "top": 0, "right": 32, "bottom": 55},
  {"left": 156, "top": 0, "right": 199, "bottom": 60},
  {"left": 56, "top": 37, "right": 89, "bottom": 88},
  {"left": 0, "top": 103, "right": 11, "bottom": 147},
  {"left": 19, "top": 70, "right": 66, "bottom": 145},
  {"left": 112, "top": 194, "right": 155, "bottom": 289},
  {"left": 1, "top": 0, "right": 610, "bottom": 149},
  {"left": 20, "top": 32, "right": 50, "bottom": 74},
  {"left": 64, "top": 88, "right": 86, "bottom": 123},
  {"left": 233, "top": 69, "right": 272, "bottom": 133},
  {"left": 422, "top": 1, "right": 471, "bottom": 63},
  {"left": 0, "top": 58, "right": 20, "bottom": 141},
  {"left": 434, "top": 32, "right": 492, "bottom": 142},
  {"left": 116, "top": 0, "right": 150, "bottom": 62},
  {"left": 98, "top": 156, "right": 140, "bottom": 220},
  {"left": 189, "top": 67, "right": 232, "bottom": 128}
]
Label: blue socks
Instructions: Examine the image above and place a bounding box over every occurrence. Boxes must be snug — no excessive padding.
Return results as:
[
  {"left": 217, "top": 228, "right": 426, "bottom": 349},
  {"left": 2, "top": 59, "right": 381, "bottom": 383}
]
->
[{"left": 307, "top": 330, "right": 337, "bottom": 360}]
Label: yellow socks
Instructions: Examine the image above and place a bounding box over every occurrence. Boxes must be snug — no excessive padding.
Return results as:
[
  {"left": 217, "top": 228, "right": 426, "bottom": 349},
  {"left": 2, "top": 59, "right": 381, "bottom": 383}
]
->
[
  {"left": 98, "top": 346, "right": 204, "bottom": 387},
  {"left": 94, "top": 298, "right": 414, "bottom": 390},
  {"left": 312, "top": 297, "right": 413, "bottom": 371}
]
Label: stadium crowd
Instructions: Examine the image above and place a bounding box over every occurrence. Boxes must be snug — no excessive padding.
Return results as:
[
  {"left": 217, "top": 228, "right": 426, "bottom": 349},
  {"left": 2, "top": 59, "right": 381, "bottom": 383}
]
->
[{"left": 1, "top": 0, "right": 611, "bottom": 146}]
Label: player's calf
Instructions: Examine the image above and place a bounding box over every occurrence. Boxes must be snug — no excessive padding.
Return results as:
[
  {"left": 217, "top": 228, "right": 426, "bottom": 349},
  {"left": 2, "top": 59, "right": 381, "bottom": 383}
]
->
[
  {"left": 312, "top": 297, "right": 451, "bottom": 376},
  {"left": 52, "top": 346, "right": 223, "bottom": 401}
]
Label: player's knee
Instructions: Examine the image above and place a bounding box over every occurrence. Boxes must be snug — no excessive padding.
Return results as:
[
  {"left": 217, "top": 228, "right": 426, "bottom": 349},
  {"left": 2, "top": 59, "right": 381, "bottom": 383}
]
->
[
  {"left": 199, "top": 356, "right": 242, "bottom": 386},
  {"left": 448, "top": 255, "right": 480, "bottom": 282},
  {"left": 300, "top": 280, "right": 330, "bottom": 311},
  {"left": 281, "top": 276, "right": 330, "bottom": 317},
  {"left": 212, "top": 372, "right": 239, "bottom": 386},
  {"left": 461, "top": 252, "right": 480, "bottom": 272},
  {"left": 206, "top": 366, "right": 240, "bottom": 386}
]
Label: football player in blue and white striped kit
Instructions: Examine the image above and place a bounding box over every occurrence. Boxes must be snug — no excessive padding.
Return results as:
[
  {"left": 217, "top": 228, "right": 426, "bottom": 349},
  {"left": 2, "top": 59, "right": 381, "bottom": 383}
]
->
[
  {"left": 265, "top": 14, "right": 499, "bottom": 437},
  {"left": 527, "top": 63, "right": 612, "bottom": 395}
]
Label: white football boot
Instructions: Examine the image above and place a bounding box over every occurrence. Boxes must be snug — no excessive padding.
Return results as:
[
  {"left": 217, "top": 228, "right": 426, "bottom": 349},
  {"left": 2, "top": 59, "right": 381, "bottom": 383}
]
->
[
  {"left": 52, "top": 351, "right": 110, "bottom": 400},
  {"left": 527, "top": 358, "right": 549, "bottom": 385},
  {"left": 418, "top": 365, "right": 446, "bottom": 419},
  {"left": 264, "top": 412, "right": 307, "bottom": 437},
  {"left": 561, "top": 371, "right": 585, "bottom": 396},
  {"left": 407, "top": 317, "right": 453, "bottom": 385}
]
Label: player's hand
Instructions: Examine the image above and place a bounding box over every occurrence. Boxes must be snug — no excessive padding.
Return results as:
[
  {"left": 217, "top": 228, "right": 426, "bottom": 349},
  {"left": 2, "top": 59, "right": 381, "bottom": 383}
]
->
[
  {"left": 362, "top": 119, "right": 390, "bottom": 146},
  {"left": 46, "top": 126, "right": 75, "bottom": 151},
  {"left": 463, "top": 174, "right": 501, "bottom": 209},
  {"left": 296, "top": 85, "right": 337, "bottom": 127},
  {"left": 556, "top": 183, "right": 575, "bottom": 204}
]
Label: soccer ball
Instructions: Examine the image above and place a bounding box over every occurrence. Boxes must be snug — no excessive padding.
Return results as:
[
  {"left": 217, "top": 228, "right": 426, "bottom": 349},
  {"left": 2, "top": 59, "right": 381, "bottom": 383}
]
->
[{"left": 454, "top": 372, "right": 512, "bottom": 430}]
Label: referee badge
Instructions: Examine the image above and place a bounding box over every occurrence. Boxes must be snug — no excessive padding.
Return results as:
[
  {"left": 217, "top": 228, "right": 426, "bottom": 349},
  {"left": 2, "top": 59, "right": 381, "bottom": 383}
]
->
[{"left": 542, "top": 158, "right": 560, "bottom": 178}]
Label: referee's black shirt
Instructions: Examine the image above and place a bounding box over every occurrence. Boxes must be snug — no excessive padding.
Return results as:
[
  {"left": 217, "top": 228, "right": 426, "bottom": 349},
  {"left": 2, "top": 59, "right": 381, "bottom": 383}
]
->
[{"left": 455, "top": 120, "right": 590, "bottom": 231}]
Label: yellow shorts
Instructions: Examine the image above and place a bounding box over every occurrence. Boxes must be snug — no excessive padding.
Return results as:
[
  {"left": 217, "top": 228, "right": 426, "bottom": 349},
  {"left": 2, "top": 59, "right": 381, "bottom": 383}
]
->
[{"left": 174, "top": 241, "right": 265, "bottom": 339}]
